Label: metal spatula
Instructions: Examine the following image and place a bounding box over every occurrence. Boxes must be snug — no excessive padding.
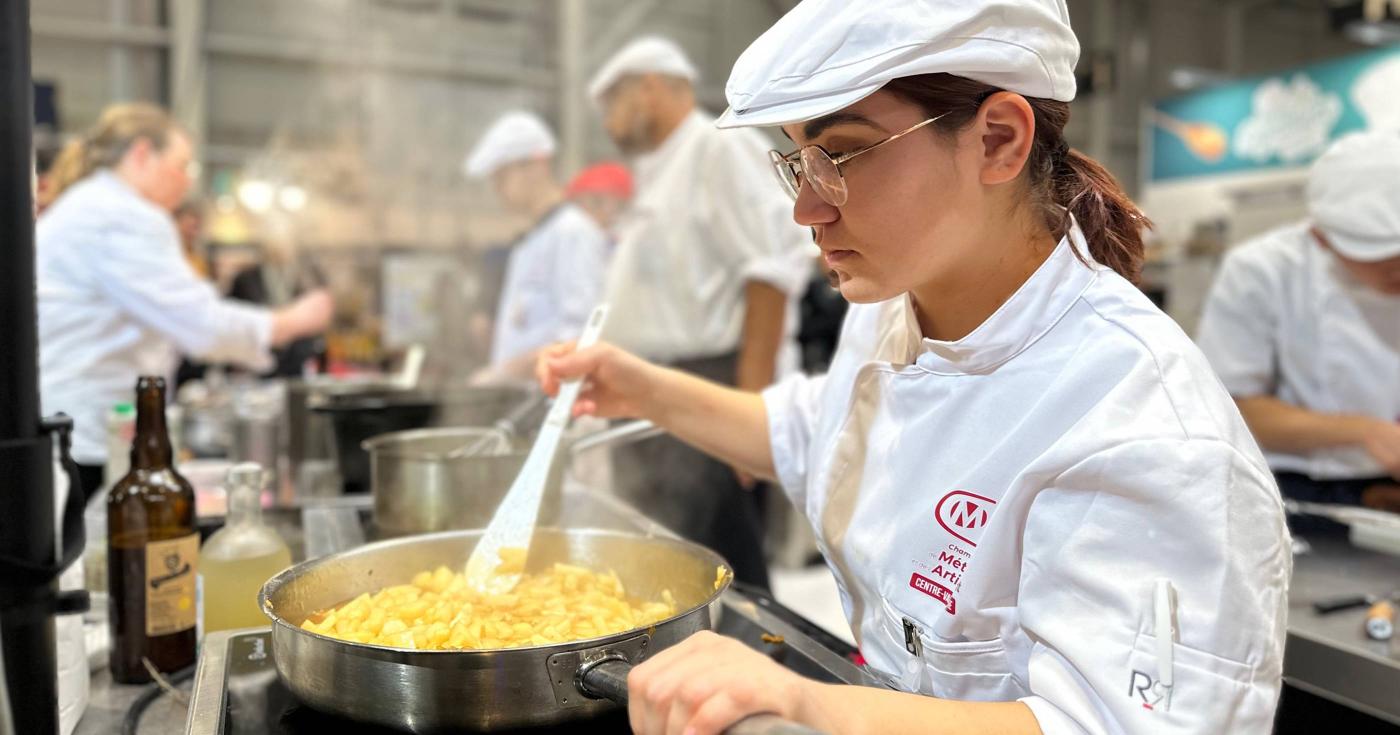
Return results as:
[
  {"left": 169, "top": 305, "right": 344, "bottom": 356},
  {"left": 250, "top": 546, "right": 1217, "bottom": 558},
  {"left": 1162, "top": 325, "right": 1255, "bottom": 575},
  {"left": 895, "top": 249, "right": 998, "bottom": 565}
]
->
[{"left": 465, "top": 305, "right": 609, "bottom": 594}]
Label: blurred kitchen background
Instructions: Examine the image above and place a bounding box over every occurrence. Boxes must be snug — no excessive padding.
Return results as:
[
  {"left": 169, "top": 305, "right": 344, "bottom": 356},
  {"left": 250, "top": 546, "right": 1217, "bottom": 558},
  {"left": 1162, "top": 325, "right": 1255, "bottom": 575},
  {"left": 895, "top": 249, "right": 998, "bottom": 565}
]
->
[{"left": 29, "top": 0, "right": 1400, "bottom": 376}]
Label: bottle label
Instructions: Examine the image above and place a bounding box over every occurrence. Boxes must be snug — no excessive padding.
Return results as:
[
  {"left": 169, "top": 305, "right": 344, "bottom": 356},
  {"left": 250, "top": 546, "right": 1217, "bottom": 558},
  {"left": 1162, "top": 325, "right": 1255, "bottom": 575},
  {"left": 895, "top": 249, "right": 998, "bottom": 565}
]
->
[{"left": 145, "top": 534, "right": 199, "bottom": 637}]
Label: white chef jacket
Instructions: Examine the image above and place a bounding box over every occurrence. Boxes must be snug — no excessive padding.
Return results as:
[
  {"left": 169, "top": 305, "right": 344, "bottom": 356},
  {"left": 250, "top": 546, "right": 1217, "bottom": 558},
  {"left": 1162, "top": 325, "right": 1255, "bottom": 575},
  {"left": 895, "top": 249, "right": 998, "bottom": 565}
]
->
[
  {"left": 490, "top": 203, "right": 609, "bottom": 366},
  {"left": 603, "top": 110, "right": 814, "bottom": 370},
  {"left": 1196, "top": 222, "right": 1400, "bottom": 480},
  {"left": 764, "top": 224, "right": 1290, "bottom": 734},
  {"left": 37, "top": 171, "right": 273, "bottom": 465}
]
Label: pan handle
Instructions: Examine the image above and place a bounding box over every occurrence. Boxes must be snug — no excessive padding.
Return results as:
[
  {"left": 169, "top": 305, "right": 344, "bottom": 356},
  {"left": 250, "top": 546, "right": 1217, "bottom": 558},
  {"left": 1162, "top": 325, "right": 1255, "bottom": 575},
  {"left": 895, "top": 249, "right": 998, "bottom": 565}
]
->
[{"left": 578, "top": 658, "right": 826, "bottom": 735}]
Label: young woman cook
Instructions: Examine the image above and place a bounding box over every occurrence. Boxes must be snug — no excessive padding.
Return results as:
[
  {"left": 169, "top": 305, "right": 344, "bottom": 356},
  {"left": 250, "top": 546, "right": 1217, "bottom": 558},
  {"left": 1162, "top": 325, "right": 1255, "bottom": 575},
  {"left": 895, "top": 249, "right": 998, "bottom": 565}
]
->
[{"left": 539, "top": 1, "right": 1289, "bottom": 732}]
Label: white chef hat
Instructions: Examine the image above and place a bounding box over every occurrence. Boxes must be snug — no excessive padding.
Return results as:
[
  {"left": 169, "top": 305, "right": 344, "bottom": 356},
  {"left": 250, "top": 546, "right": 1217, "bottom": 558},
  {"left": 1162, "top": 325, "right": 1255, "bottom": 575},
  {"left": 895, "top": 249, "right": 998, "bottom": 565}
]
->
[
  {"left": 463, "top": 111, "right": 557, "bottom": 179},
  {"left": 587, "top": 36, "right": 700, "bottom": 104},
  {"left": 716, "top": 0, "right": 1080, "bottom": 129},
  {"left": 1307, "top": 129, "right": 1400, "bottom": 262}
]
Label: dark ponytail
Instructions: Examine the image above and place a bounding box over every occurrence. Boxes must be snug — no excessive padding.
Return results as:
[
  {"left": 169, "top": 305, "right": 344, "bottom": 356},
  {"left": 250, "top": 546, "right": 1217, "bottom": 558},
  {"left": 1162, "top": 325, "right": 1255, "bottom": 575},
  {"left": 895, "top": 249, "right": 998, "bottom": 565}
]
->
[{"left": 883, "top": 74, "right": 1151, "bottom": 284}]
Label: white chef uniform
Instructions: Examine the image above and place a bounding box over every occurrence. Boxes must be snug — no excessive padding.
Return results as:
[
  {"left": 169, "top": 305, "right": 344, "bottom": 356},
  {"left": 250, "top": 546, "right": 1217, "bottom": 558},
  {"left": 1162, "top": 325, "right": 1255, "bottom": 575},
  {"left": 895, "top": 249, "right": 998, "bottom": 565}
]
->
[
  {"left": 490, "top": 203, "right": 610, "bottom": 366},
  {"left": 1197, "top": 130, "right": 1400, "bottom": 482},
  {"left": 464, "top": 110, "right": 612, "bottom": 368},
  {"left": 764, "top": 223, "right": 1291, "bottom": 733},
  {"left": 1196, "top": 223, "right": 1400, "bottom": 480},
  {"left": 600, "top": 108, "right": 813, "bottom": 371},
  {"left": 37, "top": 171, "right": 273, "bottom": 465}
]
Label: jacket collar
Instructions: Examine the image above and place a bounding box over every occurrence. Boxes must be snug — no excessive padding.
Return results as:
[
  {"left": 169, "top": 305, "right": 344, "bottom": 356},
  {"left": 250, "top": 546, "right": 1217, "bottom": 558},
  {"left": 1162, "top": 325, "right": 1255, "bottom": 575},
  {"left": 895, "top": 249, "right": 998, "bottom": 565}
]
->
[{"left": 894, "top": 220, "right": 1103, "bottom": 375}]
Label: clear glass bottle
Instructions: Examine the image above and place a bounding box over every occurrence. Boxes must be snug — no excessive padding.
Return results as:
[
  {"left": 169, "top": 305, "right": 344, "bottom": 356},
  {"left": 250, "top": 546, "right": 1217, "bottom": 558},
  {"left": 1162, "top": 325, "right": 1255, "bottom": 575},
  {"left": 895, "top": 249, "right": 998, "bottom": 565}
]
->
[{"left": 199, "top": 463, "right": 292, "bottom": 633}]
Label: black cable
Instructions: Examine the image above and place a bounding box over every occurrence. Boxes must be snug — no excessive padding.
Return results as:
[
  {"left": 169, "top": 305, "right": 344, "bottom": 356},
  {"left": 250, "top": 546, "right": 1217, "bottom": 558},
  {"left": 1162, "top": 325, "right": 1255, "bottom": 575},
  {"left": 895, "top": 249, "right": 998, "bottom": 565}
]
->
[{"left": 120, "top": 664, "right": 196, "bottom": 735}]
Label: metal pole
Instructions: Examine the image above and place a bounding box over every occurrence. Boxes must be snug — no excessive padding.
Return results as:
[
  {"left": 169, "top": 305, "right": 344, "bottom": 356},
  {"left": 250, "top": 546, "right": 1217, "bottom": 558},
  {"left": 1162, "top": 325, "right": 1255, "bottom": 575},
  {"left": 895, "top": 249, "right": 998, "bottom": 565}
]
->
[
  {"left": 0, "top": 0, "right": 61, "bottom": 730},
  {"left": 557, "top": 0, "right": 586, "bottom": 178},
  {"left": 109, "top": 0, "right": 133, "bottom": 101},
  {"left": 0, "top": 3, "right": 37, "bottom": 438},
  {"left": 169, "top": 0, "right": 208, "bottom": 166},
  {"left": 1085, "top": 0, "right": 1115, "bottom": 163}
]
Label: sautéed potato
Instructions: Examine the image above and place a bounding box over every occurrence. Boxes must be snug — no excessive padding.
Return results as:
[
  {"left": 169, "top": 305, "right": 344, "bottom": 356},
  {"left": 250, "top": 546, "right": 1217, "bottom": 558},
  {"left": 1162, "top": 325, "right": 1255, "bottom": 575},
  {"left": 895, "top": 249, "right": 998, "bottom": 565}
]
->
[{"left": 299, "top": 560, "right": 680, "bottom": 650}]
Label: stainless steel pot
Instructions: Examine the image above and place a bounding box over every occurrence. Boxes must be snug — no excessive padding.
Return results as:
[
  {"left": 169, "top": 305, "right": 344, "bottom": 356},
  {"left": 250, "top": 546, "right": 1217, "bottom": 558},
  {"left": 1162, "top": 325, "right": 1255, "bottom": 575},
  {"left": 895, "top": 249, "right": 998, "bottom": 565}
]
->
[
  {"left": 366, "top": 419, "right": 664, "bottom": 537},
  {"left": 259, "top": 527, "right": 723, "bottom": 731},
  {"left": 365, "top": 427, "right": 529, "bottom": 537}
]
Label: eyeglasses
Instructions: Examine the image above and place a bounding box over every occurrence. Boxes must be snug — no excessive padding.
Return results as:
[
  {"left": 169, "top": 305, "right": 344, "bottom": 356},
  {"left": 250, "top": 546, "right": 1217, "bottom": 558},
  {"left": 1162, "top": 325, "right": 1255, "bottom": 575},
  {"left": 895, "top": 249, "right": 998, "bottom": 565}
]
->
[{"left": 768, "top": 112, "right": 950, "bottom": 207}]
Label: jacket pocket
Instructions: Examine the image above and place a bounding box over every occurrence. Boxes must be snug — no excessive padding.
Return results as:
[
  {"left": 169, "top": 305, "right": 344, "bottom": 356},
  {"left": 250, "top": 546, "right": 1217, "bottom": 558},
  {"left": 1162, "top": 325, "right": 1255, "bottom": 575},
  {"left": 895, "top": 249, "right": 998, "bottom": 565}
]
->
[
  {"left": 1119, "top": 631, "right": 1274, "bottom": 733},
  {"left": 918, "top": 633, "right": 1029, "bottom": 701},
  {"left": 872, "top": 599, "right": 1029, "bottom": 702}
]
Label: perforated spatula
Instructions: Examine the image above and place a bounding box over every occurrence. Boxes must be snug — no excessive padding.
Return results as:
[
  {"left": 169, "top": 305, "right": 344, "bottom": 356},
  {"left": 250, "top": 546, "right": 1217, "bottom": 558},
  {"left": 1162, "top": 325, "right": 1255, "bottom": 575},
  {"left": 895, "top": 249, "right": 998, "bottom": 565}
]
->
[{"left": 465, "top": 305, "right": 609, "bottom": 594}]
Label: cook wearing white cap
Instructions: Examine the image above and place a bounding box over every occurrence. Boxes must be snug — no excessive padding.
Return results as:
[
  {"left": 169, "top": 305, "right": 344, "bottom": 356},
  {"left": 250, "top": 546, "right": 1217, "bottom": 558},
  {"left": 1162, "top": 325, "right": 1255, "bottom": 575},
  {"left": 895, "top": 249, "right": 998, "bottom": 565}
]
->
[
  {"left": 1197, "top": 130, "right": 1400, "bottom": 515},
  {"left": 583, "top": 36, "right": 815, "bottom": 590},
  {"left": 463, "top": 111, "right": 609, "bottom": 377},
  {"left": 542, "top": 1, "right": 1289, "bottom": 733}
]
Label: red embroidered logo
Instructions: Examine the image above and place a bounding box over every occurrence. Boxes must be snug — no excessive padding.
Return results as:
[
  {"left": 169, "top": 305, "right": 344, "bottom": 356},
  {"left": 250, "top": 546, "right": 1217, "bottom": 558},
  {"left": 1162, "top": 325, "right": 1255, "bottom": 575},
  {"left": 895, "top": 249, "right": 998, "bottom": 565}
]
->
[
  {"left": 909, "top": 572, "right": 956, "bottom": 614},
  {"left": 935, "top": 490, "right": 998, "bottom": 547}
]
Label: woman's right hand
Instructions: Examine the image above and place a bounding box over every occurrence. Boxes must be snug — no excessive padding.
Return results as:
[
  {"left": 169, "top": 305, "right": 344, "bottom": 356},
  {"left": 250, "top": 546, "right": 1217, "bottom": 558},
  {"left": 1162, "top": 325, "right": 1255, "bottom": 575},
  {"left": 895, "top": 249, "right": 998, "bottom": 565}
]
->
[
  {"left": 270, "top": 288, "right": 334, "bottom": 347},
  {"left": 1361, "top": 419, "right": 1400, "bottom": 481},
  {"left": 536, "top": 341, "right": 658, "bottom": 419}
]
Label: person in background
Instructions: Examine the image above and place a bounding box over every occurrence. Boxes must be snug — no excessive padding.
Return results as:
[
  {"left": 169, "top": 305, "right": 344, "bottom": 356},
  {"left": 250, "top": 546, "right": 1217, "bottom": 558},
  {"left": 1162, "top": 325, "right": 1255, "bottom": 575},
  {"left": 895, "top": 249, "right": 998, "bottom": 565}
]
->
[
  {"left": 171, "top": 198, "right": 213, "bottom": 388},
  {"left": 467, "top": 244, "right": 512, "bottom": 370},
  {"left": 1197, "top": 130, "right": 1400, "bottom": 517},
  {"left": 36, "top": 103, "right": 334, "bottom": 500},
  {"left": 35, "top": 140, "right": 63, "bottom": 216},
  {"left": 464, "top": 110, "right": 610, "bottom": 380},
  {"left": 565, "top": 161, "right": 633, "bottom": 239},
  {"left": 587, "top": 37, "right": 814, "bottom": 589},
  {"left": 172, "top": 198, "right": 210, "bottom": 279},
  {"left": 228, "top": 234, "right": 330, "bottom": 378}
]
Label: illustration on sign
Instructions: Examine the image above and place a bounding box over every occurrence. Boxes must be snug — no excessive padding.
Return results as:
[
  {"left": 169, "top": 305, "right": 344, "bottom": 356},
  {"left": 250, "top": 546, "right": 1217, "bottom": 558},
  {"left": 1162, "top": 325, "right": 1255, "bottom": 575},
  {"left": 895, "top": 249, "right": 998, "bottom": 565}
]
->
[
  {"left": 1233, "top": 74, "right": 1341, "bottom": 164},
  {"left": 1151, "top": 46, "right": 1400, "bottom": 181}
]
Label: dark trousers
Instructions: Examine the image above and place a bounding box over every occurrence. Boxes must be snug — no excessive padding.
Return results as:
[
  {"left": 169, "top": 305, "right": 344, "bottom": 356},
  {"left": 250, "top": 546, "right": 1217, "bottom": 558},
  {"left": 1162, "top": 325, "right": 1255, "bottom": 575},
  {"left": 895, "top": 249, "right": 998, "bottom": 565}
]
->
[
  {"left": 612, "top": 352, "right": 771, "bottom": 591},
  {"left": 1276, "top": 471, "right": 1393, "bottom": 536}
]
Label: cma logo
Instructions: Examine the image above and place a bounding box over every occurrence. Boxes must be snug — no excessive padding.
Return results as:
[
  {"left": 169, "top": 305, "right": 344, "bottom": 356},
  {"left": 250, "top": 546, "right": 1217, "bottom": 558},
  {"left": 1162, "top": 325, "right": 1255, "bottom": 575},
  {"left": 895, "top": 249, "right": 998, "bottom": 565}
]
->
[
  {"left": 1128, "top": 670, "right": 1173, "bottom": 712},
  {"left": 935, "top": 491, "right": 997, "bottom": 547}
]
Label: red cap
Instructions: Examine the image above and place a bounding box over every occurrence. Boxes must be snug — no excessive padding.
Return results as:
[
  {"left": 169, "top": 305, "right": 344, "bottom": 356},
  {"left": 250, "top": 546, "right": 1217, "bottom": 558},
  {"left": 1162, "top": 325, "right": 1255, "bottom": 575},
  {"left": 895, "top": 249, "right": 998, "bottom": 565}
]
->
[{"left": 566, "top": 162, "right": 634, "bottom": 200}]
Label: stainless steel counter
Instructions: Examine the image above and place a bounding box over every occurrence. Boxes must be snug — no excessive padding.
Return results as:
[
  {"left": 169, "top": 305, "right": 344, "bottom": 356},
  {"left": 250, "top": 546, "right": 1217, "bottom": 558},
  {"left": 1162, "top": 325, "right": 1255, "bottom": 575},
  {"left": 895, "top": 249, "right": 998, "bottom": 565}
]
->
[{"left": 1284, "top": 535, "right": 1400, "bottom": 725}]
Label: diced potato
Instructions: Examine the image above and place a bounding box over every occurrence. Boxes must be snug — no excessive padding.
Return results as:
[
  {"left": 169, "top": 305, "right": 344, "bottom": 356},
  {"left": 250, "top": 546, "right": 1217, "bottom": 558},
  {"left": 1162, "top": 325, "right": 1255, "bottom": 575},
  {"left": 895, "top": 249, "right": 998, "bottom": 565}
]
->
[{"left": 301, "top": 561, "right": 678, "bottom": 651}]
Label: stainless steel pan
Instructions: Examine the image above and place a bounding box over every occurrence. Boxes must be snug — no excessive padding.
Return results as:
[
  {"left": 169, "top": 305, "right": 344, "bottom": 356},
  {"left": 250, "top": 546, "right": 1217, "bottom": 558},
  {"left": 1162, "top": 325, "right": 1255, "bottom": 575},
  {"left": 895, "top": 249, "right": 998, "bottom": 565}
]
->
[{"left": 259, "top": 527, "right": 819, "bottom": 733}]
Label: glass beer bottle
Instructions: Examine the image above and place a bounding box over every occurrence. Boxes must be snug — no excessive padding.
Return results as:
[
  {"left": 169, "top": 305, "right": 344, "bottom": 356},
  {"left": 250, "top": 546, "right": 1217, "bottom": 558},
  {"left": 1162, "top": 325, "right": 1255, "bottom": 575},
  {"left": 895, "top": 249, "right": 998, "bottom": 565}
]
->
[{"left": 107, "top": 376, "right": 199, "bottom": 682}]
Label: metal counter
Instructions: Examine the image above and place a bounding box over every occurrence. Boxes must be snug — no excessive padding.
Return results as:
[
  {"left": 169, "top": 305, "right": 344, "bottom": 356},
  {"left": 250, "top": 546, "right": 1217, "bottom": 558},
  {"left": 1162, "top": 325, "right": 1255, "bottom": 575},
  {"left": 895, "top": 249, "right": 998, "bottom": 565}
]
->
[{"left": 1284, "top": 535, "right": 1400, "bottom": 725}]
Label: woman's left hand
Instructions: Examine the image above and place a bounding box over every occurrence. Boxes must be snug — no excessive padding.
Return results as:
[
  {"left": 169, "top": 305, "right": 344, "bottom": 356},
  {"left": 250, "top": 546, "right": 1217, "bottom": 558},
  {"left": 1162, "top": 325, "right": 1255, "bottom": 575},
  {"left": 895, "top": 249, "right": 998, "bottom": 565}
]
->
[{"left": 627, "top": 630, "right": 827, "bottom": 735}]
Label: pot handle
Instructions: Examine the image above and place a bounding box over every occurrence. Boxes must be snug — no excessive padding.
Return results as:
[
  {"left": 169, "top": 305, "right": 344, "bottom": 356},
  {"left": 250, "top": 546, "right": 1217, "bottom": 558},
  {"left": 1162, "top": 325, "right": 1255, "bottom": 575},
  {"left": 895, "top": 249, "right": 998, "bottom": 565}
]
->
[
  {"left": 493, "top": 389, "right": 552, "bottom": 439},
  {"left": 578, "top": 658, "right": 826, "bottom": 735},
  {"left": 567, "top": 419, "right": 664, "bottom": 456}
]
